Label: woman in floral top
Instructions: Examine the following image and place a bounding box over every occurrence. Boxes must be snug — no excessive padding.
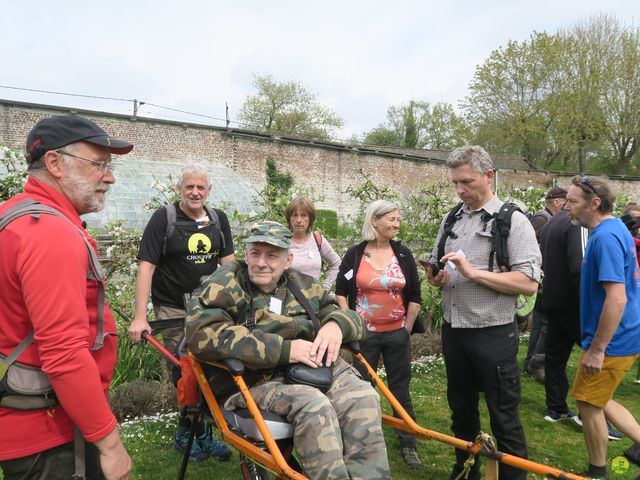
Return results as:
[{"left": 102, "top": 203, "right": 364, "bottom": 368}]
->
[{"left": 335, "top": 199, "right": 422, "bottom": 470}]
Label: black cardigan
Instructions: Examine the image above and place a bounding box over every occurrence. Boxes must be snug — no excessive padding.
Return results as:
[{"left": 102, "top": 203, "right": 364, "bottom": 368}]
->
[{"left": 335, "top": 239, "right": 421, "bottom": 311}]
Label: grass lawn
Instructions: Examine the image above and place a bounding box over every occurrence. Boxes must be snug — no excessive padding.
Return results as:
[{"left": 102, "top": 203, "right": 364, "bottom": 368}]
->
[
  {"left": 116, "top": 336, "right": 640, "bottom": 479},
  {"left": 2, "top": 337, "right": 638, "bottom": 479}
]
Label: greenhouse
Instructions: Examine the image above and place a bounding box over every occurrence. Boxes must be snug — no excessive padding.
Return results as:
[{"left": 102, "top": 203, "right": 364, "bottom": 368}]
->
[{"left": 81, "top": 159, "right": 260, "bottom": 230}]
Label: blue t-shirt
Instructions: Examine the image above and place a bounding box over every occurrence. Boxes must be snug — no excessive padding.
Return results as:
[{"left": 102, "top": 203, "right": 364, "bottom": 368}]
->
[{"left": 580, "top": 218, "right": 640, "bottom": 355}]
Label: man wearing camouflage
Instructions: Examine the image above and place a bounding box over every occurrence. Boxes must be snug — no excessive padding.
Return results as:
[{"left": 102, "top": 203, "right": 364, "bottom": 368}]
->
[{"left": 186, "top": 221, "right": 391, "bottom": 480}]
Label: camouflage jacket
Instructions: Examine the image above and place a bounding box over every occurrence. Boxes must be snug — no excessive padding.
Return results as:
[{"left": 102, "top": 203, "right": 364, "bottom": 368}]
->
[{"left": 185, "top": 260, "right": 366, "bottom": 398}]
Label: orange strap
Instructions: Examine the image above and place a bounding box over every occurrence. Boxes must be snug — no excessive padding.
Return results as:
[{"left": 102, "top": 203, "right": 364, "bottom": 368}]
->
[{"left": 177, "top": 356, "right": 199, "bottom": 406}]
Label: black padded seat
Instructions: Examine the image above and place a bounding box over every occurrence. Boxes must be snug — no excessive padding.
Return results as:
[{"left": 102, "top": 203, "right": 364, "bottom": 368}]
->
[{"left": 222, "top": 408, "right": 294, "bottom": 441}]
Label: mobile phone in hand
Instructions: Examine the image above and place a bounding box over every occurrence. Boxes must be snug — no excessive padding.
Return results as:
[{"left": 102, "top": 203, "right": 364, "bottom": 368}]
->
[{"left": 418, "top": 259, "right": 440, "bottom": 276}]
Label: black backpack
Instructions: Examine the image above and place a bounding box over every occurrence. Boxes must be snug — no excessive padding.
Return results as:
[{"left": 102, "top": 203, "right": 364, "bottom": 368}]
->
[
  {"left": 436, "top": 201, "right": 522, "bottom": 273},
  {"left": 162, "top": 203, "right": 226, "bottom": 256}
]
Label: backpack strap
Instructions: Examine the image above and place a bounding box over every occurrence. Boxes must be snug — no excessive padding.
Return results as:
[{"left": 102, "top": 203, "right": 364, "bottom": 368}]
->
[
  {"left": 203, "top": 205, "right": 226, "bottom": 252},
  {"left": 162, "top": 203, "right": 177, "bottom": 257},
  {"left": 436, "top": 202, "right": 463, "bottom": 268},
  {"left": 286, "top": 273, "right": 321, "bottom": 334},
  {"left": 538, "top": 209, "right": 552, "bottom": 223},
  {"left": 489, "top": 202, "right": 521, "bottom": 273},
  {"left": 163, "top": 203, "right": 226, "bottom": 256},
  {"left": 0, "top": 332, "right": 34, "bottom": 380},
  {"left": 313, "top": 231, "right": 322, "bottom": 254},
  {"left": 0, "top": 199, "right": 106, "bottom": 353}
]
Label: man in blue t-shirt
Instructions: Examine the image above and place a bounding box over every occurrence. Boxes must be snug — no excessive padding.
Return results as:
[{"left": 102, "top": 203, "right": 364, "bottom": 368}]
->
[{"left": 564, "top": 175, "right": 640, "bottom": 480}]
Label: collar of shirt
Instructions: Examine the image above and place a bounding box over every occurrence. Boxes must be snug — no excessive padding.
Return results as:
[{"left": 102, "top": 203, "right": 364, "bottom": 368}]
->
[
  {"left": 461, "top": 194, "right": 501, "bottom": 216},
  {"left": 23, "top": 176, "right": 84, "bottom": 228}
]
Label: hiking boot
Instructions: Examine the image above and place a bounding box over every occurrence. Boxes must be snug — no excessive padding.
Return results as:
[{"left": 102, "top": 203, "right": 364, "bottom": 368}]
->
[
  {"left": 525, "top": 364, "right": 545, "bottom": 384},
  {"left": 401, "top": 447, "right": 422, "bottom": 469},
  {"left": 172, "top": 427, "right": 231, "bottom": 462},
  {"left": 624, "top": 443, "right": 640, "bottom": 466},
  {"left": 197, "top": 428, "right": 232, "bottom": 461},
  {"left": 544, "top": 409, "right": 578, "bottom": 422},
  {"left": 173, "top": 429, "right": 209, "bottom": 462}
]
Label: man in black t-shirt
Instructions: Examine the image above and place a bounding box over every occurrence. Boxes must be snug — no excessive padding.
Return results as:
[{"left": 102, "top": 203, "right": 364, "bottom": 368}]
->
[
  {"left": 538, "top": 209, "right": 586, "bottom": 423},
  {"left": 128, "top": 163, "right": 234, "bottom": 463}
]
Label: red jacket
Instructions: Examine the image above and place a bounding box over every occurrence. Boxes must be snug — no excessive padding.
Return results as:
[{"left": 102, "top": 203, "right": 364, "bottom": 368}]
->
[{"left": 0, "top": 177, "right": 117, "bottom": 461}]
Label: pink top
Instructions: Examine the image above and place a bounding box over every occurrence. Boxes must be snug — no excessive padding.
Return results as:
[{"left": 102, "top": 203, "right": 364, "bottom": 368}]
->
[
  {"left": 290, "top": 232, "right": 341, "bottom": 290},
  {"left": 355, "top": 255, "right": 406, "bottom": 332}
]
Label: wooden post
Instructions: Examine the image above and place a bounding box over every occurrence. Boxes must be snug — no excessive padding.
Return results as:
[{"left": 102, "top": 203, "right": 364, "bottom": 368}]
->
[{"left": 486, "top": 459, "right": 499, "bottom": 480}]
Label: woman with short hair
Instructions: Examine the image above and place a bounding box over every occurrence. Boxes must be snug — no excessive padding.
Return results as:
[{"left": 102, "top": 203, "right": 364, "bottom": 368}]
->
[
  {"left": 335, "top": 199, "right": 423, "bottom": 469},
  {"left": 284, "top": 196, "right": 341, "bottom": 290}
]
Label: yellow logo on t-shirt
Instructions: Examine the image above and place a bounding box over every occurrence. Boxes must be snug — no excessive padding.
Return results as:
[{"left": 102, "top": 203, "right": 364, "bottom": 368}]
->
[{"left": 188, "top": 233, "right": 212, "bottom": 254}]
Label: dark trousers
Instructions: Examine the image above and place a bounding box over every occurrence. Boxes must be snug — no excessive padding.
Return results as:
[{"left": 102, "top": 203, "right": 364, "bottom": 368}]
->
[
  {"left": 544, "top": 309, "right": 580, "bottom": 413},
  {"left": 443, "top": 321, "right": 528, "bottom": 480},
  {"left": 0, "top": 441, "right": 102, "bottom": 480},
  {"left": 360, "top": 328, "right": 417, "bottom": 449},
  {"left": 525, "top": 307, "right": 547, "bottom": 369}
]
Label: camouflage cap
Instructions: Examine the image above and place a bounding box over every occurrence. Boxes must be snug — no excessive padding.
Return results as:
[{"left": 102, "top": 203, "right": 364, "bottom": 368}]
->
[{"left": 244, "top": 221, "right": 292, "bottom": 249}]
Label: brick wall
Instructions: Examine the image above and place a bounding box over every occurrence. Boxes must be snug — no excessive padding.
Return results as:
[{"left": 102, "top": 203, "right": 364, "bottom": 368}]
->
[{"left": 2, "top": 99, "right": 640, "bottom": 220}]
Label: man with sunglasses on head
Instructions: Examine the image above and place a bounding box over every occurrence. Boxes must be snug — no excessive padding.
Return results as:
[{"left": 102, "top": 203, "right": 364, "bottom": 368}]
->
[
  {"left": 0, "top": 115, "right": 133, "bottom": 479},
  {"left": 564, "top": 175, "right": 640, "bottom": 480}
]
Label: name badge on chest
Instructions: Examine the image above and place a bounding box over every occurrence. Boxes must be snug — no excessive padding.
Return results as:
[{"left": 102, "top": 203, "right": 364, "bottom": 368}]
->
[{"left": 269, "top": 297, "right": 283, "bottom": 314}]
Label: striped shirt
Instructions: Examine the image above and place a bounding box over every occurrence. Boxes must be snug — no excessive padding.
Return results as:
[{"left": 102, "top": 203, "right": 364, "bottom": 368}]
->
[{"left": 431, "top": 195, "right": 542, "bottom": 328}]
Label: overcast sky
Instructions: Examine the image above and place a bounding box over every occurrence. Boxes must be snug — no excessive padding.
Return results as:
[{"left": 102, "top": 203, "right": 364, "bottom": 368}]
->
[{"left": 1, "top": 1, "right": 638, "bottom": 141}]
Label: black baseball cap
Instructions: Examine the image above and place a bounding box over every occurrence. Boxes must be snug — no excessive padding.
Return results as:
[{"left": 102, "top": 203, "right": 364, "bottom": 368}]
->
[
  {"left": 621, "top": 213, "right": 640, "bottom": 232},
  {"left": 545, "top": 186, "right": 568, "bottom": 200},
  {"left": 26, "top": 115, "right": 133, "bottom": 163}
]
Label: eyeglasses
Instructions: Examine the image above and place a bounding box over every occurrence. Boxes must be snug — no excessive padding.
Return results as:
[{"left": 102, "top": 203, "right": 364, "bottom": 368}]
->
[
  {"left": 56, "top": 149, "right": 117, "bottom": 174},
  {"left": 581, "top": 176, "right": 599, "bottom": 195}
]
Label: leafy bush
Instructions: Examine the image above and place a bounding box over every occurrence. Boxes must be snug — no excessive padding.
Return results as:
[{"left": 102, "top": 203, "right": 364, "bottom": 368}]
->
[
  {"left": 315, "top": 209, "right": 338, "bottom": 237},
  {"left": 110, "top": 309, "right": 165, "bottom": 388},
  {"left": 0, "top": 145, "right": 27, "bottom": 201},
  {"left": 109, "top": 379, "right": 177, "bottom": 422}
]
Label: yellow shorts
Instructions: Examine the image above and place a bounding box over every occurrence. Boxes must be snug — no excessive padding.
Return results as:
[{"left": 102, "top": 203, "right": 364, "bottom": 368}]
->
[{"left": 571, "top": 351, "right": 638, "bottom": 408}]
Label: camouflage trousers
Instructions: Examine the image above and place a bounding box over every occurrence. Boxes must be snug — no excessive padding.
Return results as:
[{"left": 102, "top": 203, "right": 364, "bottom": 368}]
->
[{"left": 224, "top": 357, "right": 391, "bottom": 480}]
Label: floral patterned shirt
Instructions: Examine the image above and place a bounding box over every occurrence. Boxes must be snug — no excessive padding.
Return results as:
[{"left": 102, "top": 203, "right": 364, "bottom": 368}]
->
[{"left": 355, "top": 255, "right": 406, "bottom": 332}]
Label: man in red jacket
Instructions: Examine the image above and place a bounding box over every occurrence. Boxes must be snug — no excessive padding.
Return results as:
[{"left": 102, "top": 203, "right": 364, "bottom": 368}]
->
[{"left": 0, "top": 115, "right": 133, "bottom": 480}]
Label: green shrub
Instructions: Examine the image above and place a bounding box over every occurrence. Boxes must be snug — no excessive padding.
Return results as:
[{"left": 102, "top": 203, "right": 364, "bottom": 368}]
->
[
  {"left": 315, "top": 209, "right": 338, "bottom": 237},
  {"left": 0, "top": 145, "right": 27, "bottom": 201},
  {"left": 111, "top": 320, "right": 165, "bottom": 389},
  {"left": 109, "top": 379, "right": 177, "bottom": 422}
]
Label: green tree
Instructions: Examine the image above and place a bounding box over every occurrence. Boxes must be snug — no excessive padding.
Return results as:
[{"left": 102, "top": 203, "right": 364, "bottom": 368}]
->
[
  {"left": 238, "top": 74, "right": 344, "bottom": 141},
  {"left": 423, "top": 102, "right": 471, "bottom": 150},
  {"left": 465, "top": 32, "right": 562, "bottom": 169},
  {"left": 465, "top": 16, "right": 640, "bottom": 174},
  {"left": 263, "top": 157, "right": 293, "bottom": 223},
  {"left": 363, "top": 101, "right": 468, "bottom": 150},
  {"left": 573, "top": 15, "right": 640, "bottom": 174}
]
